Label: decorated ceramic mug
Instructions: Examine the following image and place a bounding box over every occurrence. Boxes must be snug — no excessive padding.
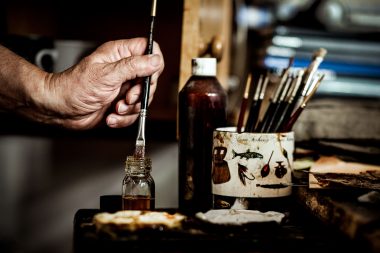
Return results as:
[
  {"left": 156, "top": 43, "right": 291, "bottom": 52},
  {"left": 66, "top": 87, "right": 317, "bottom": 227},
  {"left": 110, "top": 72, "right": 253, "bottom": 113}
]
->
[{"left": 212, "top": 127, "right": 294, "bottom": 201}]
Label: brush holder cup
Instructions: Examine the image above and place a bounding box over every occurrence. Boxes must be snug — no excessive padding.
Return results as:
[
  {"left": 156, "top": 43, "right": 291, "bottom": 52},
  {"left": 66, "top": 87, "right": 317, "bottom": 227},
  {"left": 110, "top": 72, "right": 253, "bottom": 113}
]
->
[{"left": 212, "top": 127, "right": 295, "bottom": 210}]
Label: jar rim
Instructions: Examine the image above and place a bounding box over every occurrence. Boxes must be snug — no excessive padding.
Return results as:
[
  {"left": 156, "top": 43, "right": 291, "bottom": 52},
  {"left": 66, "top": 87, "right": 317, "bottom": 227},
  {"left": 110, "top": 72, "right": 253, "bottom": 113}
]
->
[{"left": 125, "top": 156, "right": 152, "bottom": 172}]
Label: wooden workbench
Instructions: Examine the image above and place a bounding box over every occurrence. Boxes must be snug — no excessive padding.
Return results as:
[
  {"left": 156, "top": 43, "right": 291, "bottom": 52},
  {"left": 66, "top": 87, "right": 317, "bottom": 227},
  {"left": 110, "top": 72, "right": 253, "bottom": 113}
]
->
[{"left": 295, "top": 187, "right": 380, "bottom": 253}]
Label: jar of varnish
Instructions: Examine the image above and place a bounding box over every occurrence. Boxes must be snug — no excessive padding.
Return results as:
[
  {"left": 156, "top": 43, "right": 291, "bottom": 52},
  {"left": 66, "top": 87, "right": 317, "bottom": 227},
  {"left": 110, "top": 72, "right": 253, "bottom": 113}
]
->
[{"left": 122, "top": 156, "right": 155, "bottom": 210}]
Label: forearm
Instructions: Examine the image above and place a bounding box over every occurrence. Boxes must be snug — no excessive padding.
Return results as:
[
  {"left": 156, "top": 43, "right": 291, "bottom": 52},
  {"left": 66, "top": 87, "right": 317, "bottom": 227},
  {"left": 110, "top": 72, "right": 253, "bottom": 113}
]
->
[{"left": 0, "top": 45, "right": 56, "bottom": 122}]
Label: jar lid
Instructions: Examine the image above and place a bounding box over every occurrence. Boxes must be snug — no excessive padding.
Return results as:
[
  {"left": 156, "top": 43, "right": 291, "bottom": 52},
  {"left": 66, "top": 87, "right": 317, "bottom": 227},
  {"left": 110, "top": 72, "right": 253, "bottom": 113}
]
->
[{"left": 192, "top": 58, "right": 217, "bottom": 76}]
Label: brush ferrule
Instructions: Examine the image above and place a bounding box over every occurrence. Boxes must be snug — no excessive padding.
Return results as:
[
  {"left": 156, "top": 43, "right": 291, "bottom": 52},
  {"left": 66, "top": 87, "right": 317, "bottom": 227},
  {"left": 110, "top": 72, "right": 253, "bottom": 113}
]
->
[
  {"left": 151, "top": 0, "right": 157, "bottom": 16},
  {"left": 136, "top": 109, "right": 147, "bottom": 144}
]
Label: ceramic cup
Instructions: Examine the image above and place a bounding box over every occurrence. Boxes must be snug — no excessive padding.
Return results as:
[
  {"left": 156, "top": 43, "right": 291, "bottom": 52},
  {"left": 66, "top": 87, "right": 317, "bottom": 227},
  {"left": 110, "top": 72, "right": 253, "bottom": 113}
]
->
[
  {"left": 212, "top": 127, "right": 295, "bottom": 198},
  {"left": 35, "top": 40, "right": 96, "bottom": 72}
]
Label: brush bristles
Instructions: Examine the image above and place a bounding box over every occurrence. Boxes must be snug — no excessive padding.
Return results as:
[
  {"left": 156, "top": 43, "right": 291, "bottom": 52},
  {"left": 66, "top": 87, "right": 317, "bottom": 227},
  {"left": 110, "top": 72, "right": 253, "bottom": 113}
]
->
[
  {"left": 314, "top": 48, "right": 327, "bottom": 59},
  {"left": 134, "top": 145, "right": 145, "bottom": 159}
]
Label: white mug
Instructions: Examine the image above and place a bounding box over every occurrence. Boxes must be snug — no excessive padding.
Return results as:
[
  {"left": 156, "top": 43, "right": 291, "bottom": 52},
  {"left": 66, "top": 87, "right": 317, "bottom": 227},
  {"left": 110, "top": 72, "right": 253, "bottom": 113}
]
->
[
  {"left": 212, "top": 127, "right": 295, "bottom": 198},
  {"left": 35, "top": 40, "right": 96, "bottom": 73}
]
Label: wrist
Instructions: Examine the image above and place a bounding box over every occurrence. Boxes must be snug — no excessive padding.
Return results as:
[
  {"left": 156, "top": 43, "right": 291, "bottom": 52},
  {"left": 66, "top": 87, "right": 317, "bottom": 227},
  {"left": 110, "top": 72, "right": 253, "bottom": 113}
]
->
[
  {"left": 14, "top": 57, "right": 67, "bottom": 126},
  {"left": 25, "top": 70, "right": 69, "bottom": 126}
]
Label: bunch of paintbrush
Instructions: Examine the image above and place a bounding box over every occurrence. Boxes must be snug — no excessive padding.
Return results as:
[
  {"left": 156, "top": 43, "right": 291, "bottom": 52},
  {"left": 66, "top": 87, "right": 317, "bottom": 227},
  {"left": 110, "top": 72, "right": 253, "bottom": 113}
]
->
[
  {"left": 237, "top": 48, "right": 327, "bottom": 133},
  {"left": 243, "top": 73, "right": 269, "bottom": 132}
]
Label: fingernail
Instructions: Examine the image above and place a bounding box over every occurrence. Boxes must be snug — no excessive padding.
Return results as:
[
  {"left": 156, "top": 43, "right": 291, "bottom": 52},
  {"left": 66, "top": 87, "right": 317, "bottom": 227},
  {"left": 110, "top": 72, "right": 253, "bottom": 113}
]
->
[
  {"left": 107, "top": 116, "right": 117, "bottom": 126},
  {"left": 149, "top": 54, "right": 161, "bottom": 67},
  {"left": 117, "top": 104, "right": 128, "bottom": 114}
]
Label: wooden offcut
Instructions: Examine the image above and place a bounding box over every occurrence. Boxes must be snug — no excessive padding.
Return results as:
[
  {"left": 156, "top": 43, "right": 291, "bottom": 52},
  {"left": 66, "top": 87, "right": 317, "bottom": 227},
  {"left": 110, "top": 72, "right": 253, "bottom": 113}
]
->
[{"left": 309, "top": 156, "right": 380, "bottom": 190}]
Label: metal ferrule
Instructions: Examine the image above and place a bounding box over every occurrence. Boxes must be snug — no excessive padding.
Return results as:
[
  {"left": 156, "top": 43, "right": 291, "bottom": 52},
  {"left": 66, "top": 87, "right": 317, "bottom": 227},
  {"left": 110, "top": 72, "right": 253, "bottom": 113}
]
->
[{"left": 136, "top": 109, "right": 147, "bottom": 145}]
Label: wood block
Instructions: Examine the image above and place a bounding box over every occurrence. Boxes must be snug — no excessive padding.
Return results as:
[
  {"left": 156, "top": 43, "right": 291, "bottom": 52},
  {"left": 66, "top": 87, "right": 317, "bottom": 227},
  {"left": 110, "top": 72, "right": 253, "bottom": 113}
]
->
[{"left": 295, "top": 187, "right": 380, "bottom": 253}]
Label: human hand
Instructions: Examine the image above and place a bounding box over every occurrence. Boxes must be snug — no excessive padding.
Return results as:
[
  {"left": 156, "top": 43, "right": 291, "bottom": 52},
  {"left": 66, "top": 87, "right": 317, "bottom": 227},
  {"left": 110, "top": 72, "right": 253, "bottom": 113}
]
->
[{"left": 39, "top": 37, "right": 164, "bottom": 130}]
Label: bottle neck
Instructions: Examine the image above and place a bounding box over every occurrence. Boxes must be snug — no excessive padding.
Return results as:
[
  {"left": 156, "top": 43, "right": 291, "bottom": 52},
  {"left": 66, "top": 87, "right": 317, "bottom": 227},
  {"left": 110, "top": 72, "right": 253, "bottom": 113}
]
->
[
  {"left": 126, "top": 168, "right": 151, "bottom": 176},
  {"left": 124, "top": 156, "right": 152, "bottom": 176},
  {"left": 191, "top": 58, "right": 217, "bottom": 76}
]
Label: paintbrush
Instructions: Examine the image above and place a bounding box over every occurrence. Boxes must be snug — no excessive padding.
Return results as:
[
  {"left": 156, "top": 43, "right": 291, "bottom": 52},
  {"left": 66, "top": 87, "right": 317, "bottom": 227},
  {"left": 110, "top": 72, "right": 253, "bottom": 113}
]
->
[
  {"left": 281, "top": 74, "right": 325, "bottom": 132},
  {"left": 244, "top": 74, "right": 263, "bottom": 132},
  {"left": 274, "top": 69, "right": 304, "bottom": 132},
  {"left": 290, "top": 48, "right": 327, "bottom": 116},
  {"left": 237, "top": 73, "right": 252, "bottom": 133},
  {"left": 253, "top": 74, "right": 269, "bottom": 132},
  {"left": 266, "top": 75, "right": 293, "bottom": 133},
  {"left": 264, "top": 56, "right": 295, "bottom": 132},
  {"left": 259, "top": 68, "right": 290, "bottom": 133},
  {"left": 134, "top": 0, "right": 158, "bottom": 158}
]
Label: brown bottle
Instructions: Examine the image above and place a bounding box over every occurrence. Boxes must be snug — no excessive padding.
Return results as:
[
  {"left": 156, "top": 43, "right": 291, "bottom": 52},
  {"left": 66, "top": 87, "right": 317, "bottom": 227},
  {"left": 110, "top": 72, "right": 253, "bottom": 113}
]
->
[{"left": 178, "top": 58, "right": 227, "bottom": 214}]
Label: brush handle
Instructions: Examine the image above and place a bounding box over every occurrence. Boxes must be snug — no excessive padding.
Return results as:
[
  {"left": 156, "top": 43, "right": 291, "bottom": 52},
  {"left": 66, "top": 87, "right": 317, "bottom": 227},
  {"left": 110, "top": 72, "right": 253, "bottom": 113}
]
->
[
  {"left": 275, "top": 101, "right": 293, "bottom": 132},
  {"left": 267, "top": 100, "right": 287, "bottom": 133},
  {"left": 281, "top": 105, "right": 303, "bottom": 132},
  {"left": 245, "top": 99, "right": 261, "bottom": 132},
  {"left": 237, "top": 98, "right": 248, "bottom": 133},
  {"left": 257, "top": 101, "right": 276, "bottom": 133},
  {"left": 141, "top": 16, "right": 155, "bottom": 110}
]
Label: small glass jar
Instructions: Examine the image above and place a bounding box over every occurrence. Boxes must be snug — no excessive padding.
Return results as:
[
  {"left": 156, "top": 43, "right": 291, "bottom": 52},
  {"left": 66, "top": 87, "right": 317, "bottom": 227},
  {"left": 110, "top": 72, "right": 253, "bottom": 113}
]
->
[{"left": 122, "top": 156, "right": 155, "bottom": 210}]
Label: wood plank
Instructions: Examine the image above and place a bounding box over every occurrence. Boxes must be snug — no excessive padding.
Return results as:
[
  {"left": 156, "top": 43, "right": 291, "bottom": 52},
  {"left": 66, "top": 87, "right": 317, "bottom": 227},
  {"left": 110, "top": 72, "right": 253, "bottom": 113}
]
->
[
  {"left": 178, "top": 0, "right": 232, "bottom": 92},
  {"left": 178, "top": 0, "right": 201, "bottom": 93},
  {"left": 308, "top": 156, "right": 380, "bottom": 189},
  {"left": 295, "top": 187, "right": 380, "bottom": 253}
]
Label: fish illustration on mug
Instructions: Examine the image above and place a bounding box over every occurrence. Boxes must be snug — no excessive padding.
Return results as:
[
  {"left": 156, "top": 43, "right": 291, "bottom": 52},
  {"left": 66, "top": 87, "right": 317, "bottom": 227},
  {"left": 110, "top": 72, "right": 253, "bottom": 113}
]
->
[{"left": 232, "top": 149, "right": 263, "bottom": 160}]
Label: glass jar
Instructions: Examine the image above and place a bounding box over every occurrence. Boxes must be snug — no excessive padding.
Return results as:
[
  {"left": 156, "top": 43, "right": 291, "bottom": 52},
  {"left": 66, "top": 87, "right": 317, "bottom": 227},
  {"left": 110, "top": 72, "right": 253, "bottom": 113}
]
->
[{"left": 122, "top": 156, "right": 155, "bottom": 210}]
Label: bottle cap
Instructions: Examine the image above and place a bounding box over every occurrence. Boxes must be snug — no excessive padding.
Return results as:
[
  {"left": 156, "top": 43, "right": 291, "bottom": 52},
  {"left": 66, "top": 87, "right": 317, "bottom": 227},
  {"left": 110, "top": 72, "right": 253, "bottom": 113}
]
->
[{"left": 192, "top": 58, "right": 217, "bottom": 76}]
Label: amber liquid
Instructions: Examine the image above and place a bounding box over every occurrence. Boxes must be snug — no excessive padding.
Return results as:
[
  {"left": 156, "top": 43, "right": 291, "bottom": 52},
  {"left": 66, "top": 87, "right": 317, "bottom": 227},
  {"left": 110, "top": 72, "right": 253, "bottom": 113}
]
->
[
  {"left": 122, "top": 195, "right": 155, "bottom": 210},
  {"left": 178, "top": 76, "right": 227, "bottom": 214}
]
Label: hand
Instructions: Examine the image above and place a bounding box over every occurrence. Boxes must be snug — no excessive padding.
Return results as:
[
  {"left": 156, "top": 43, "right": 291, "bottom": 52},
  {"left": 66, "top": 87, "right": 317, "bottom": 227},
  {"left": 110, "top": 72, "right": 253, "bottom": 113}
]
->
[{"left": 39, "top": 38, "right": 164, "bottom": 129}]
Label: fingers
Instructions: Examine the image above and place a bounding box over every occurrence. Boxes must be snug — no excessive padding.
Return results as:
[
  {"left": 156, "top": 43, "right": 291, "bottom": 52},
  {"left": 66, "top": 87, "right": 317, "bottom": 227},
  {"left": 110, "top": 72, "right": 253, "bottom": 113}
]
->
[
  {"left": 124, "top": 79, "right": 157, "bottom": 105},
  {"left": 103, "top": 54, "right": 163, "bottom": 85},
  {"left": 76, "top": 38, "right": 164, "bottom": 129},
  {"left": 109, "top": 92, "right": 153, "bottom": 128},
  {"left": 122, "top": 54, "right": 163, "bottom": 79},
  {"left": 115, "top": 92, "right": 154, "bottom": 116},
  {"left": 106, "top": 113, "right": 139, "bottom": 128},
  {"left": 112, "top": 38, "right": 164, "bottom": 81},
  {"left": 115, "top": 100, "right": 136, "bottom": 115},
  {"left": 116, "top": 38, "right": 164, "bottom": 60}
]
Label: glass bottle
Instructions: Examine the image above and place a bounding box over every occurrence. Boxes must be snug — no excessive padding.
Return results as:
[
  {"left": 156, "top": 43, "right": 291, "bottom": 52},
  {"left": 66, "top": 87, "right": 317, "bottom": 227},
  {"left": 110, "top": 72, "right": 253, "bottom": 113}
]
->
[
  {"left": 122, "top": 156, "right": 155, "bottom": 210},
  {"left": 178, "top": 57, "right": 227, "bottom": 214}
]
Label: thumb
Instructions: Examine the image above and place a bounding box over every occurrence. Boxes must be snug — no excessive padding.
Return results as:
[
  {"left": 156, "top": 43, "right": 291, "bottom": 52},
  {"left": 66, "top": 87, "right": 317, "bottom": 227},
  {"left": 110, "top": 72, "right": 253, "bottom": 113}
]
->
[{"left": 108, "top": 54, "right": 162, "bottom": 82}]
